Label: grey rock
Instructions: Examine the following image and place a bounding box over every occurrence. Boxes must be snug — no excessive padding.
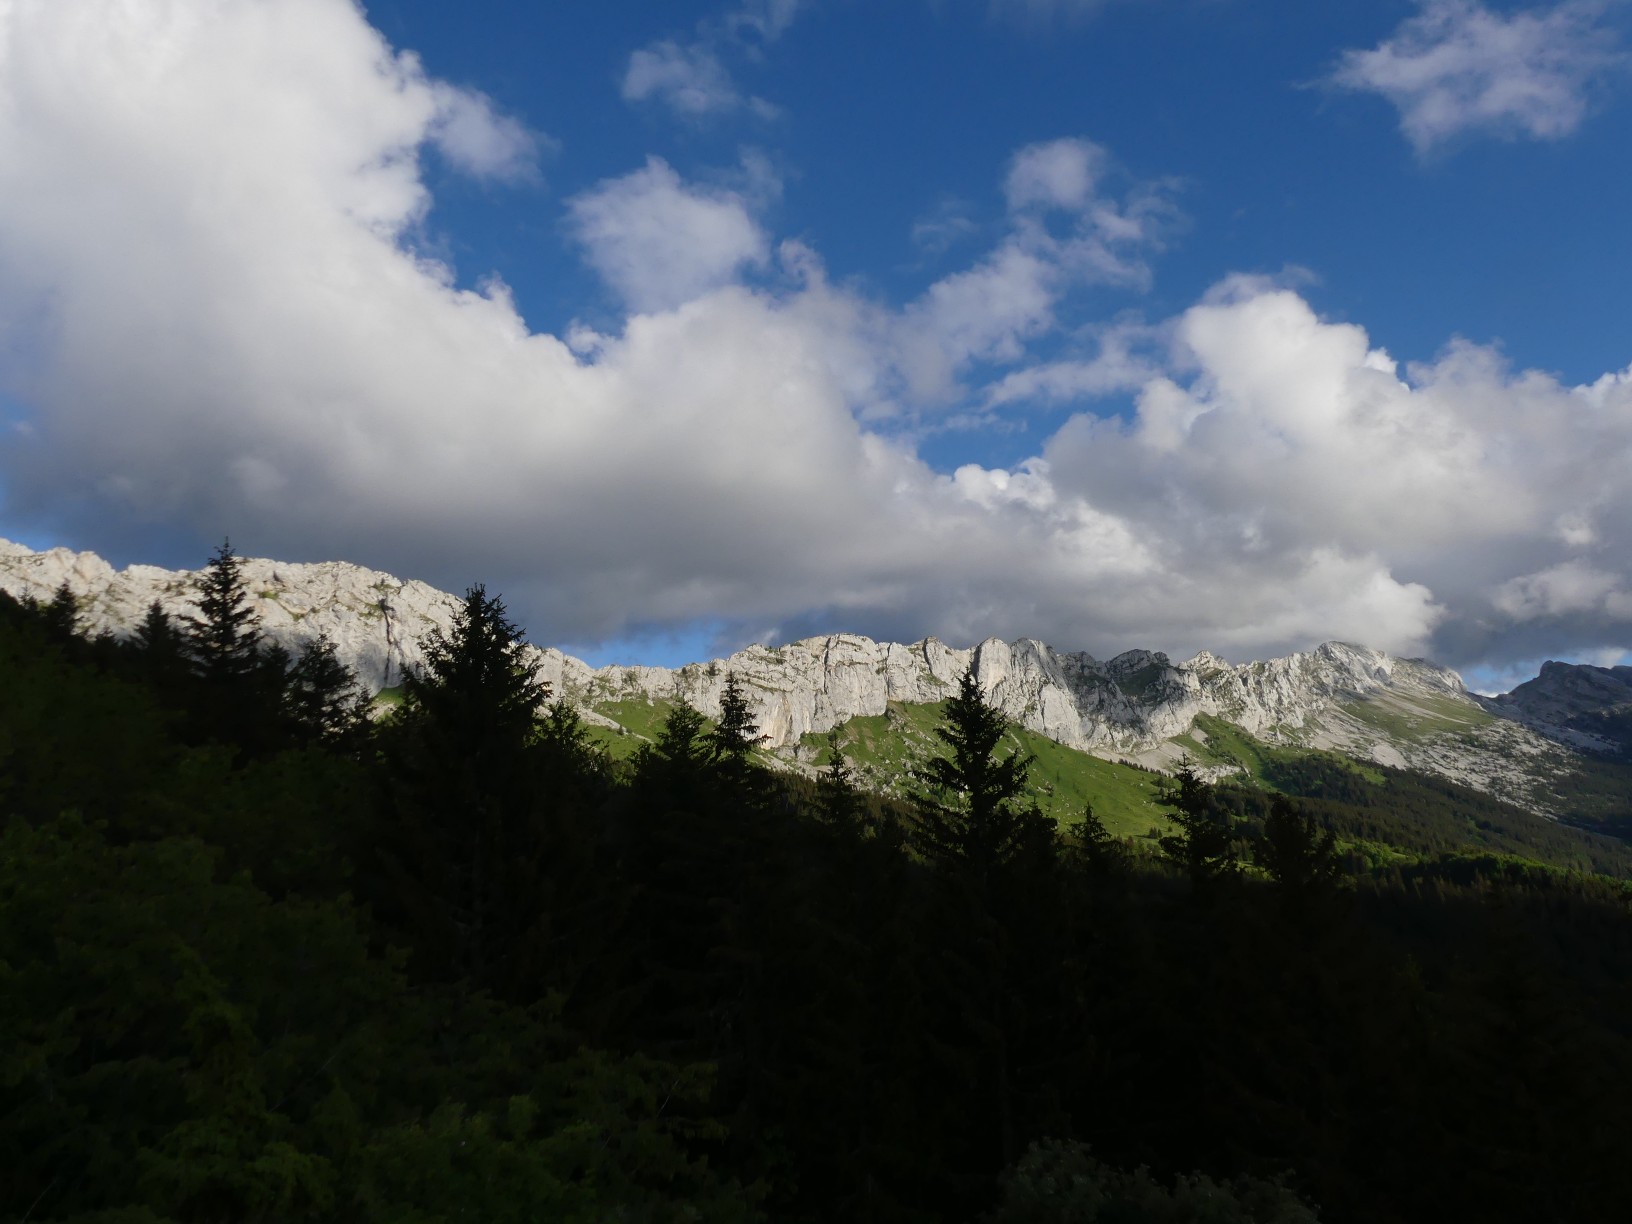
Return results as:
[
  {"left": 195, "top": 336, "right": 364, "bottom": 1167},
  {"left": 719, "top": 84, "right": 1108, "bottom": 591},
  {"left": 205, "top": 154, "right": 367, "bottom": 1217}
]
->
[
  {"left": 1480, "top": 661, "right": 1632, "bottom": 753},
  {"left": 0, "top": 538, "right": 1572, "bottom": 806}
]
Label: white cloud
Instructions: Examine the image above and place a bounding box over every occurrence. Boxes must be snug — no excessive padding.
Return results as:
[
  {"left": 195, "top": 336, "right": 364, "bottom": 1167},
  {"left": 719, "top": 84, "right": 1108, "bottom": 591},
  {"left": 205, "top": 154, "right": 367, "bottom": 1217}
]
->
[
  {"left": 984, "top": 322, "right": 1164, "bottom": 407},
  {"left": 621, "top": 0, "right": 802, "bottom": 120},
  {"left": 621, "top": 40, "right": 743, "bottom": 116},
  {"left": 893, "top": 140, "right": 1178, "bottom": 401},
  {"left": 1041, "top": 286, "right": 1632, "bottom": 662},
  {"left": 728, "top": 0, "right": 805, "bottom": 43},
  {"left": 1006, "top": 138, "right": 1102, "bottom": 212},
  {"left": 427, "top": 81, "right": 542, "bottom": 182},
  {"left": 3, "top": 0, "right": 1631, "bottom": 673},
  {"left": 1494, "top": 561, "right": 1632, "bottom": 619},
  {"left": 567, "top": 158, "right": 771, "bottom": 313},
  {"left": 910, "top": 197, "right": 980, "bottom": 254},
  {"left": 1329, "top": 0, "right": 1627, "bottom": 153}
]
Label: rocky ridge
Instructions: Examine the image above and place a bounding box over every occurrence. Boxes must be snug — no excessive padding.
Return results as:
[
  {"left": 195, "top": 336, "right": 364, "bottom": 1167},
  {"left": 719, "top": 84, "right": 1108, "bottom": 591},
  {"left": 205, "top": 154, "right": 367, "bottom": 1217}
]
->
[
  {"left": 1479, "top": 662, "right": 1632, "bottom": 754},
  {"left": 0, "top": 538, "right": 464, "bottom": 692},
  {"left": 0, "top": 539, "right": 1574, "bottom": 802}
]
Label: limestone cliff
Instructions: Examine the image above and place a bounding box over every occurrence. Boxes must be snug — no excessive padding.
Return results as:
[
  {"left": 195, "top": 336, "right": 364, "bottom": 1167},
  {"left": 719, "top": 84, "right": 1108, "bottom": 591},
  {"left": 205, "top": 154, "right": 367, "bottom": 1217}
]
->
[{"left": 0, "top": 538, "right": 1570, "bottom": 801}]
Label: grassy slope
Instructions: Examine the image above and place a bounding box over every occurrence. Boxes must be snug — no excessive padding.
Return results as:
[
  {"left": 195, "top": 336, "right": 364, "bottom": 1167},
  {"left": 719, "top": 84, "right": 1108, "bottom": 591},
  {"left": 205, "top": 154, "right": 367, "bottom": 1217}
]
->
[
  {"left": 579, "top": 692, "right": 1632, "bottom": 875},
  {"left": 799, "top": 701, "right": 1173, "bottom": 840},
  {"left": 1339, "top": 691, "right": 1496, "bottom": 741},
  {"left": 1174, "top": 713, "right": 1385, "bottom": 785},
  {"left": 584, "top": 698, "right": 680, "bottom": 758}
]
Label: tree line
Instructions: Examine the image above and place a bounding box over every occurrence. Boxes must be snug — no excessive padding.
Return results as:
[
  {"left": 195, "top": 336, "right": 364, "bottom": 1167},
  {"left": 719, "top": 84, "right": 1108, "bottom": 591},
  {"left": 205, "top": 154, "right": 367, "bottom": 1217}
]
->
[{"left": 4, "top": 541, "right": 1632, "bottom": 1222}]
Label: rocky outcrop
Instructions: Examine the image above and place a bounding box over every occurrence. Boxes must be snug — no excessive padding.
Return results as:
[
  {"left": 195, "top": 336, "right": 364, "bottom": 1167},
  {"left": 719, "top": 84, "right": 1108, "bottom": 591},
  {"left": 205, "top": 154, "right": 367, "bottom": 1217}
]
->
[
  {"left": 0, "top": 538, "right": 460, "bottom": 691},
  {"left": 1480, "top": 661, "right": 1632, "bottom": 754},
  {"left": 0, "top": 538, "right": 1553, "bottom": 792},
  {"left": 551, "top": 633, "right": 1472, "bottom": 763}
]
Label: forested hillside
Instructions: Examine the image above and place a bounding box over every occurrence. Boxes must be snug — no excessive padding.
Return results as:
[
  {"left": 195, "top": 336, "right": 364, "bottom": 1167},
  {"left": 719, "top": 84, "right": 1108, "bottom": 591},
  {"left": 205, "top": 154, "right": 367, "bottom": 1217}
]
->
[{"left": 5, "top": 545, "right": 1632, "bottom": 1223}]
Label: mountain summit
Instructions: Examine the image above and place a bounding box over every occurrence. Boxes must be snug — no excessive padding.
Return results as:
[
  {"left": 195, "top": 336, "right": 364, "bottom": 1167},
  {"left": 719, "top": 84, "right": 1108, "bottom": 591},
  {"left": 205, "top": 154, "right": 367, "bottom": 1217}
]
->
[{"left": 0, "top": 538, "right": 1608, "bottom": 809}]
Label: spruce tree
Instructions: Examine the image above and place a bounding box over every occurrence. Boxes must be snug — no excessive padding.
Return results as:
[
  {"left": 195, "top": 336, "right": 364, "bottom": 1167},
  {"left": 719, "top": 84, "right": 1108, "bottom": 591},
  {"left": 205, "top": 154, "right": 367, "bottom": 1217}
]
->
[
  {"left": 1255, "top": 794, "right": 1342, "bottom": 900},
  {"left": 183, "top": 538, "right": 265, "bottom": 686},
  {"left": 177, "top": 539, "right": 293, "bottom": 752},
  {"left": 285, "top": 632, "right": 371, "bottom": 748},
  {"left": 1157, "top": 764, "right": 1240, "bottom": 888},
  {"left": 907, "top": 666, "right": 1060, "bottom": 1177},
  {"left": 709, "top": 671, "right": 763, "bottom": 764},
  {"left": 374, "top": 585, "right": 559, "bottom": 994},
  {"left": 1074, "top": 800, "right": 1127, "bottom": 877},
  {"left": 908, "top": 665, "right": 1046, "bottom": 883},
  {"left": 41, "top": 581, "right": 80, "bottom": 643},
  {"left": 402, "top": 584, "right": 549, "bottom": 754},
  {"left": 815, "top": 729, "right": 870, "bottom": 831},
  {"left": 134, "top": 599, "right": 186, "bottom": 661}
]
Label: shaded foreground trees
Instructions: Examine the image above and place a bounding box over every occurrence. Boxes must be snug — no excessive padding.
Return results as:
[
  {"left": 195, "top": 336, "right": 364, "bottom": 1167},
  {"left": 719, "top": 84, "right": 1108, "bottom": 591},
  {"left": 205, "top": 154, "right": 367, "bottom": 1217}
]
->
[
  {"left": 6, "top": 566, "right": 1632, "bottom": 1224},
  {"left": 0, "top": 578, "right": 750, "bottom": 1224}
]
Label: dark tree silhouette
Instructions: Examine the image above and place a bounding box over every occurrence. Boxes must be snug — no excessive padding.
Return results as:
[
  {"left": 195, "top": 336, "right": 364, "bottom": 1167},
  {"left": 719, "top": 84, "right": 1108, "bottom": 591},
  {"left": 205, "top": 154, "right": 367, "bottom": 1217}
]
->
[
  {"left": 1074, "top": 800, "right": 1128, "bottom": 877},
  {"left": 373, "top": 585, "right": 562, "bottom": 993},
  {"left": 133, "top": 599, "right": 186, "bottom": 662},
  {"left": 183, "top": 538, "right": 265, "bottom": 686},
  {"left": 709, "top": 671, "right": 763, "bottom": 764},
  {"left": 815, "top": 729, "right": 870, "bottom": 831},
  {"left": 1255, "top": 793, "right": 1343, "bottom": 901},
  {"left": 40, "top": 581, "right": 80, "bottom": 643},
  {"left": 1157, "top": 765, "right": 1240, "bottom": 887},
  {"left": 909, "top": 665, "right": 1047, "bottom": 883},
  {"left": 285, "top": 632, "right": 371, "bottom": 747}
]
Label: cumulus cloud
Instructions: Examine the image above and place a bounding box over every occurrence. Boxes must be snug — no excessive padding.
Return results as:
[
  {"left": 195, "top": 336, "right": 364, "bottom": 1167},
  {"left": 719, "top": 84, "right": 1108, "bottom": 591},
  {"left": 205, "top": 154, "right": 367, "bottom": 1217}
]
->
[
  {"left": 1041, "top": 284, "right": 1632, "bottom": 662},
  {"left": 621, "top": 40, "right": 744, "bottom": 116},
  {"left": 568, "top": 158, "right": 771, "bottom": 313},
  {"left": 984, "top": 322, "right": 1165, "bottom": 407},
  {"left": 1329, "top": 0, "right": 1628, "bottom": 153},
  {"left": 426, "top": 81, "right": 543, "bottom": 182},
  {"left": 2, "top": 0, "right": 1631, "bottom": 673},
  {"left": 1006, "top": 138, "right": 1103, "bottom": 212},
  {"left": 894, "top": 139, "right": 1179, "bottom": 401},
  {"left": 621, "top": 0, "right": 801, "bottom": 120}
]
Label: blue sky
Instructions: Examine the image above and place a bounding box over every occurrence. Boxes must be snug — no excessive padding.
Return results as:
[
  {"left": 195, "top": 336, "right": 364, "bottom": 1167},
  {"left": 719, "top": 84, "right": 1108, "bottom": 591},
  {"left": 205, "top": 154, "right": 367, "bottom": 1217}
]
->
[{"left": 1, "top": 0, "right": 1629, "bottom": 689}]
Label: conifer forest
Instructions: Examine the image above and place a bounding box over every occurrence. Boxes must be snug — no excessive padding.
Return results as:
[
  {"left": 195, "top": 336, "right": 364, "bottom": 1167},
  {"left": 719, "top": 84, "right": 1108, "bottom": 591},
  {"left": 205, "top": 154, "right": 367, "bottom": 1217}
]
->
[{"left": 5, "top": 543, "right": 1632, "bottom": 1223}]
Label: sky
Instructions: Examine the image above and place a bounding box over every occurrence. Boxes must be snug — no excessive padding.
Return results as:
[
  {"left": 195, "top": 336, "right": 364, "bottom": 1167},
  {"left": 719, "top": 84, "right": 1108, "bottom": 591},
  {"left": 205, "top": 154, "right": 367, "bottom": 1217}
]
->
[{"left": 1, "top": 0, "right": 1630, "bottom": 689}]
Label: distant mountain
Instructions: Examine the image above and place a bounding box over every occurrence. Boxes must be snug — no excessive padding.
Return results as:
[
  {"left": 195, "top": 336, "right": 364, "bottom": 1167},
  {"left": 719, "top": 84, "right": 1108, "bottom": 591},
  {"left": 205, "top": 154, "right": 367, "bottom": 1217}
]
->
[
  {"left": 0, "top": 538, "right": 1608, "bottom": 816},
  {"left": 1481, "top": 661, "right": 1632, "bottom": 757}
]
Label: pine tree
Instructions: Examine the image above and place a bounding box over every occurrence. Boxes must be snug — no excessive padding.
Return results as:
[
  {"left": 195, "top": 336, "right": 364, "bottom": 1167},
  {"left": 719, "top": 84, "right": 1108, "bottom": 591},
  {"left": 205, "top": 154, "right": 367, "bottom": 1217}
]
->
[
  {"left": 176, "top": 539, "right": 295, "bottom": 753},
  {"left": 134, "top": 599, "right": 186, "bottom": 660},
  {"left": 1255, "top": 794, "right": 1342, "bottom": 902},
  {"left": 906, "top": 666, "right": 1060, "bottom": 1176},
  {"left": 908, "top": 665, "right": 1048, "bottom": 884},
  {"left": 40, "top": 581, "right": 80, "bottom": 643},
  {"left": 285, "top": 632, "right": 371, "bottom": 748},
  {"left": 1157, "top": 764, "right": 1240, "bottom": 888},
  {"left": 374, "top": 585, "right": 559, "bottom": 994},
  {"left": 709, "top": 671, "right": 763, "bottom": 764},
  {"left": 183, "top": 539, "right": 265, "bottom": 686},
  {"left": 1074, "top": 800, "right": 1127, "bottom": 876},
  {"left": 815, "top": 730, "right": 870, "bottom": 832},
  {"left": 402, "top": 584, "right": 549, "bottom": 754}
]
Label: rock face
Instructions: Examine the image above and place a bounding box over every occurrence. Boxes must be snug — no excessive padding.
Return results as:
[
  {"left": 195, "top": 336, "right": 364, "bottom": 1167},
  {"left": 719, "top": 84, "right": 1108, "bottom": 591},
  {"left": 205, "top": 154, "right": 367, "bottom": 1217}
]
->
[
  {"left": 554, "top": 634, "right": 1470, "bottom": 764},
  {"left": 0, "top": 538, "right": 461, "bottom": 691},
  {"left": 0, "top": 535, "right": 1566, "bottom": 796},
  {"left": 1481, "top": 662, "right": 1632, "bottom": 754}
]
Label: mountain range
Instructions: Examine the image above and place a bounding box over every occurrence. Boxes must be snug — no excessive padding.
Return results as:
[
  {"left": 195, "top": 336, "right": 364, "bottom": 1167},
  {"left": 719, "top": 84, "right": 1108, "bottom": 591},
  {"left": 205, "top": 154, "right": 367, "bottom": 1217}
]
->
[{"left": 4, "top": 538, "right": 1628, "bottom": 825}]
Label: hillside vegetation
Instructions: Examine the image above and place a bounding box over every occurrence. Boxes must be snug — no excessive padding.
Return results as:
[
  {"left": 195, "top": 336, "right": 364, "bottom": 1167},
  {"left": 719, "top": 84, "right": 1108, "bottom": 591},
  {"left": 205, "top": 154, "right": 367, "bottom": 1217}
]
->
[{"left": 5, "top": 546, "right": 1632, "bottom": 1224}]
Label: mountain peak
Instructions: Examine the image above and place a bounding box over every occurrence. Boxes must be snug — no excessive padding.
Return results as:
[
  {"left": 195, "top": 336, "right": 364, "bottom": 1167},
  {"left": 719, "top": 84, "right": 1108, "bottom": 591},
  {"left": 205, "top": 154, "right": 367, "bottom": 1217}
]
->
[{"left": 0, "top": 539, "right": 1584, "bottom": 802}]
